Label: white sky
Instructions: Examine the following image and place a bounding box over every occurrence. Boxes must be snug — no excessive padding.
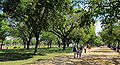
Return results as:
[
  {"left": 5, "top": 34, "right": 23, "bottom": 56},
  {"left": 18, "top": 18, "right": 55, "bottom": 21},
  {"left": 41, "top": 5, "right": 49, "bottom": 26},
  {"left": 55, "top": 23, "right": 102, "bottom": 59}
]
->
[{"left": 95, "top": 21, "right": 102, "bottom": 35}]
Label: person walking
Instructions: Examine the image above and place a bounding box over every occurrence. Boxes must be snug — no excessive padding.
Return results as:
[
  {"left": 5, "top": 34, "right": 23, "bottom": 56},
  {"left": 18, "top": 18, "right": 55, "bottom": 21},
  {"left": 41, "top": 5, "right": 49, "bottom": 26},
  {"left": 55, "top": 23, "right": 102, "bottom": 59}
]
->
[
  {"left": 84, "top": 45, "right": 87, "bottom": 53},
  {"left": 88, "top": 45, "right": 91, "bottom": 53},
  {"left": 77, "top": 44, "right": 83, "bottom": 58},
  {"left": 73, "top": 45, "right": 77, "bottom": 58}
]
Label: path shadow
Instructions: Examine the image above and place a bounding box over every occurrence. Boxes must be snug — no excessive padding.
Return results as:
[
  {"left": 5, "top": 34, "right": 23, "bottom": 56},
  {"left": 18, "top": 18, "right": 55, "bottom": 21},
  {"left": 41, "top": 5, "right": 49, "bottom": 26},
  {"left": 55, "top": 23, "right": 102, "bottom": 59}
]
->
[
  {"left": 93, "top": 51, "right": 115, "bottom": 53},
  {"left": 78, "top": 55, "right": 120, "bottom": 65}
]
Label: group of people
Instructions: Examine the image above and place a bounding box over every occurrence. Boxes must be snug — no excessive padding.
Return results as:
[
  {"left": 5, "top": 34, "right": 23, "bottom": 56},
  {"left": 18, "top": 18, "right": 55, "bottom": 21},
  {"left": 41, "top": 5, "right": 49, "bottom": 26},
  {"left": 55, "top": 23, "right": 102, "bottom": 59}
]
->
[{"left": 73, "top": 44, "right": 91, "bottom": 58}]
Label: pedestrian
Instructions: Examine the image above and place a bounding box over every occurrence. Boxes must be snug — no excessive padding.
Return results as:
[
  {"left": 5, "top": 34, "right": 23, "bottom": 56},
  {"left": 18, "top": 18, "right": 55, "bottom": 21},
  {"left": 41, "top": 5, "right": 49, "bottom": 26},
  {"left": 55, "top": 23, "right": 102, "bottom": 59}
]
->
[
  {"left": 88, "top": 45, "right": 91, "bottom": 53},
  {"left": 77, "top": 44, "right": 83, "bottom": 58},
  {"left": 84, "top": 45, "right": 87, "bottom": 53},
  {"left": 73, "top": 45, "right": 77, "bottom": 58}
]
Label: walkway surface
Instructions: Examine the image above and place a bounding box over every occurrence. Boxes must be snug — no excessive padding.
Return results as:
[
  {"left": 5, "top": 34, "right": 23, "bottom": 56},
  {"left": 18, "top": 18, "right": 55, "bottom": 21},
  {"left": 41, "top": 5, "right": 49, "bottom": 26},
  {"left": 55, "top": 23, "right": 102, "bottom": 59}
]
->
[{"left": 27, "top": 46, "right": 120, "bottom": 65}]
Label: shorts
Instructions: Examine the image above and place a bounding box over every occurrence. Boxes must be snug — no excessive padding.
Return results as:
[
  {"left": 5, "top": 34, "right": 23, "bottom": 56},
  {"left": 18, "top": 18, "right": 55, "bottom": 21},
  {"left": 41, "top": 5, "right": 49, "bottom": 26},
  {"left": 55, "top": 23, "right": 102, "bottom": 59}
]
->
[{"left": 77, "top": 50, "right": 82, "bottom": 53}]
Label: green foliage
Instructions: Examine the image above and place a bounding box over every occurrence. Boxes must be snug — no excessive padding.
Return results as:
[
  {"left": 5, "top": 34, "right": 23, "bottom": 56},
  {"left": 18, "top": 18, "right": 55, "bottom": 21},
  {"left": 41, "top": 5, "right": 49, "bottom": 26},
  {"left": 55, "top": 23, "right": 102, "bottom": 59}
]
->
[
  {"left": 0, "top": 13, "right": 10, "bottom": 44},
  {"left": 31, "top": 38, "right": 36, "bottom": 45},
  {"left": 99, "top": 24, "right": 120, "bottom": 45},
  {"left": 13, "top": 40, "right": 22, "bottom": 44},
  {"left": 69, "top": 28, "right": 85, "bottom": 43},
  {"left": 94, "top": 36, "right": 103, "bottom": 45},
  {"left": 41, "top": 32, "right": 60, "bottom": 45},
  {"left": 4, "top": 40, "right": 12, "bottom": 44}
]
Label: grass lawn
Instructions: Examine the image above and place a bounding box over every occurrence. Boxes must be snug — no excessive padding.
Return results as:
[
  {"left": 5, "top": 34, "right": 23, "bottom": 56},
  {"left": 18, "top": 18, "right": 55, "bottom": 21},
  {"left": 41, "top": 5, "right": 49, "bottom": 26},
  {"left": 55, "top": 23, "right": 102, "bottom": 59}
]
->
[{"left": 0, "top": 46, "right": 72, "bottom": 65}]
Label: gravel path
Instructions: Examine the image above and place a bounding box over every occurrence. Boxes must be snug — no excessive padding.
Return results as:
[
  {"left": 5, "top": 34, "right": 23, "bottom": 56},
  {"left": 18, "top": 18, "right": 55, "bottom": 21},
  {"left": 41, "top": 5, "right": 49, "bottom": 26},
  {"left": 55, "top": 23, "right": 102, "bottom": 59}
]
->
[{"left": 26, "top": 47, "right": 120, "bottom": 65}]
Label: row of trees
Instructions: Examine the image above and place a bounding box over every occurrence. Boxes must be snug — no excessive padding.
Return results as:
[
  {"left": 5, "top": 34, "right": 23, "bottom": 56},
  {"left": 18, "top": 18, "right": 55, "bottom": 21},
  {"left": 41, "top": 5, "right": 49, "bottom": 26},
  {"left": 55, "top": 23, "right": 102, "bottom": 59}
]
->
[
  {"left": 1, "top": 0, "right": 98, "bottom": 54},
  {"left": 90, "top": 0, "right": 119, "bottom": 52},
  {"left": 0, "top": 0, "right": 119, "bottom": 54}
]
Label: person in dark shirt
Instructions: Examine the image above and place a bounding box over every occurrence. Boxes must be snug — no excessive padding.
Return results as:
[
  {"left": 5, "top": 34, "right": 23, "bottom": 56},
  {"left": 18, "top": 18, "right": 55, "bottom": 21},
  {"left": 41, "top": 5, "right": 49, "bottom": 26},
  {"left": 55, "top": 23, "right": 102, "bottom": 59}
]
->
[
  {"left": 73, "top": 45, "right": 77, "bottom": 58},
  {"left": 77, "top": 44, "right": 83, "bottom": 58}
]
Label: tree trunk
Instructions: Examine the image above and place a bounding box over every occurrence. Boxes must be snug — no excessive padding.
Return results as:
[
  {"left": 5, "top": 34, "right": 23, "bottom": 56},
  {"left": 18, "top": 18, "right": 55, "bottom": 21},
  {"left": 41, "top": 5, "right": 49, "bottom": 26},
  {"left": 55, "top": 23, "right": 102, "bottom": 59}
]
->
[
  {"left": 0, "top": 39, "right": 4, "bottom": 49},
  {"left": 117, "top": 40, "right": 120, "bottom": 52},
  {"left": 34, "top": 35, "right": 39, "bottom": 54},
  {"left": 66, "top": 39, "right": 69, "bottom": 47},
  {"left": 47, "top": 42, "right": 49, "bottom": 48},
  {"left": 67, "top": 43, "right": 69, "bottom": 47},
  {"left": 27, "top": 40, "right": 30, "bottom": 49},
  {"left": 27, "top": 35, "right": 32, "bottom": 50},
  {"left": 77, "top": 42, "right": 79, "bottom": 49},
  {"left": 58, "top": 43, "right": 61, "bottom": 47},
  {"left": 23, "top": 40, "right": 26, "bottom": 48},
  {"left": 50, "top": 41, "right": 52, "bottom": 48},
  {"left": 58, "top": 41, "right": 60, "bottom": 47},
  {"left": 62, "top": 38, "right": 66, "bottom": 50}
]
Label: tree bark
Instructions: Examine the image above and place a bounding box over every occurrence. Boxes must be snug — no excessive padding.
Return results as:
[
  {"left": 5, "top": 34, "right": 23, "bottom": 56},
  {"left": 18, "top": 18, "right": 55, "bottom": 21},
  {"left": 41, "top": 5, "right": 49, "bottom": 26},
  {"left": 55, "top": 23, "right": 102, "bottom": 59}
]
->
[
  {"left": 58, "top": 43, "right": 61, "bottom": 47},
  {"left": 47, "top": 42, "right": 49, "bottom": 48},
  {"left": 0, "top": 39, "right": 4, "bottom": 49},
  {"left": 67, "top": 43, "right": 69, "bottom": 47},
  {"left": 34, "top": 35, "right": 39, "bottom": 54},
  {"left": 23, "top": 40, "right": 26, "bottom": 48},
  {"left": 27, "top": 35, "right": 32, "bottom": 50},
  {"left": 50, "top": 43, "right": 52, "bottom": 48},
  {"left": 58, "top": 41, "right": 60, "bottom": 47},
  {"left": 66, "top": 39, "right": 70, "bottom": 47},
  {"left": 62, "top": 38, "right": 66, "bottom": 50},
  {"left": 27, "top": 40, "right": 31, "bottom": 49},
  {"left": 117, "top": 40, "right": 120, "bottom": 52},
  {"left": 76, "top": 39, "right": 80, "bottom": 49},
  {"left": 50, "top": 40, "right": 52, "bottom": 48}
]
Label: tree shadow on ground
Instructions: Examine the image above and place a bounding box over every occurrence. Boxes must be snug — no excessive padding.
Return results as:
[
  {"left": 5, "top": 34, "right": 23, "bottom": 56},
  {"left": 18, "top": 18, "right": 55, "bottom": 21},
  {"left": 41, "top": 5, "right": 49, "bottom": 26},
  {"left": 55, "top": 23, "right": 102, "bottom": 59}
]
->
[
  {"left": 0, "top": 47, "right": 72, "bottom": 62},
  {"left": 93, "top": 51, "right": 115, "bottom": 53},
  {"left": 78, "top": 55, "right": 120, "bottom": 65},
  {"left": 0, "top": 48, "right": 45, "bottom": 62},
  {"left": 38, "top": 54, "right": 120, "bottom": 65},
  {"left": 0, "top": 53, "right": 34, "bottom": 62}
]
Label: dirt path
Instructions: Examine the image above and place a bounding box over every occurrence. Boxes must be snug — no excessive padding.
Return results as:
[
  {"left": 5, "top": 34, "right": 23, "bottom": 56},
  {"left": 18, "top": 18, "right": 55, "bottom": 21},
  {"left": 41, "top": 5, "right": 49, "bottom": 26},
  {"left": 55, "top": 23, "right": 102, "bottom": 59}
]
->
[{"left": 27, "top": 47, "right": 120, "bottom": 65}]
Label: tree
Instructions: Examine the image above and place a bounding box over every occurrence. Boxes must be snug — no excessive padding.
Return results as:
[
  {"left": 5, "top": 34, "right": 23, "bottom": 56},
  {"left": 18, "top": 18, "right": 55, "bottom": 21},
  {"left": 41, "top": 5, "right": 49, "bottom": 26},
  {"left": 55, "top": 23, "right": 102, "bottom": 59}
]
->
[
  {"left": 112, "top": 24, "right": 120, "bottom": 52},
  {"left": 69, "top": 28, "right": 86, "bottom": 48},
  {"left": 41, "top": 32, "right": 59, "bottom": 48},
  {"left": 87, "top": 0, "right": 119, "bottom": 51},
  {"left": 49, "top": 7, "right": 96, "bottom": 50},
  {"left": 99, "top": 24, "right": 120, "bottom": 52},
  {"left": 0, "top": 13, "right": 10, "bottom": 49},
  {"left": 10, "top": 22, "right": 33, "bottom": 49},
  {"left": 2, "top": 0, "right": 70, "bottom": 54},
  {"left": 49, "top": 10, "right": 79, "bottom": 50}
]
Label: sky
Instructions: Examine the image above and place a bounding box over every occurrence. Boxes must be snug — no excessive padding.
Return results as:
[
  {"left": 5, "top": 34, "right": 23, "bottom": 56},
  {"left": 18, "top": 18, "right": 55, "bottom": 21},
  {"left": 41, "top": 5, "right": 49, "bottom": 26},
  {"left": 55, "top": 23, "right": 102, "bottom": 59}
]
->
[{"left": 95, "top": 21, "right": 102, "bottom": 35}]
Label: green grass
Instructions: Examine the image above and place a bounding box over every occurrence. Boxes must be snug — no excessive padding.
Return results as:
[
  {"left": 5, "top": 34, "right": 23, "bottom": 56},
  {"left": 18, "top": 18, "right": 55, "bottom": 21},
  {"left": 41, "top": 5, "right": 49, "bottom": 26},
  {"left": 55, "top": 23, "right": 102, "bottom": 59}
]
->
[
  {"left": 0, "top": 46, "right": 72, "bottom": 65},
  {"left": 2, "top": 45, "right": 46, "bottom": 49}
]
